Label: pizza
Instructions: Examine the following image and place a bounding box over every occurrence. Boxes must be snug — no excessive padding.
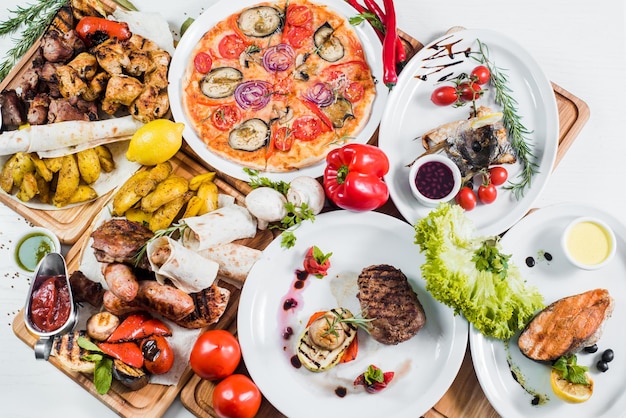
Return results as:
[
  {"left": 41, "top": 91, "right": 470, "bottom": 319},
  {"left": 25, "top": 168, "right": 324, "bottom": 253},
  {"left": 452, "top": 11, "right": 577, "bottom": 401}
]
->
[{"left": 182, "top": 0, "right": 377, "bottom": 172}]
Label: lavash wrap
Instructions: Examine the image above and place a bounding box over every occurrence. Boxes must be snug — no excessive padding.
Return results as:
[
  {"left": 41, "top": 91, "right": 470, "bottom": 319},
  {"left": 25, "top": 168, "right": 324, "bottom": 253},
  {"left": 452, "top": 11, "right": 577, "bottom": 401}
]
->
[
  {"left": 198, "top": 243, "right": 262, "bottom": 286},
  {"left": 181, "top": 204, "right": 257, "bottom": 251},
  {"left": 147, "top": 236, "right": 219, "bottom": 293}
]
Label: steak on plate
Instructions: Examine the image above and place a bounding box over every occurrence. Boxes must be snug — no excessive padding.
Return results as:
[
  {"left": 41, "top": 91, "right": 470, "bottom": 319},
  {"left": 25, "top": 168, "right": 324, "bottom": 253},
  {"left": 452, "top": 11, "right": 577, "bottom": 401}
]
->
[{"left": 357, "top": 264, "right": 426, "bottom": 345}]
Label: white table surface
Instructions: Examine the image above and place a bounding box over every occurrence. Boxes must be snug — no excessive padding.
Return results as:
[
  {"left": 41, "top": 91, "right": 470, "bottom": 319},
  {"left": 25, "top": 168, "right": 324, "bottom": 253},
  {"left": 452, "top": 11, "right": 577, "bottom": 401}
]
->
[{"left": 0, "top": 0, "right": 624, "bottom": 416}]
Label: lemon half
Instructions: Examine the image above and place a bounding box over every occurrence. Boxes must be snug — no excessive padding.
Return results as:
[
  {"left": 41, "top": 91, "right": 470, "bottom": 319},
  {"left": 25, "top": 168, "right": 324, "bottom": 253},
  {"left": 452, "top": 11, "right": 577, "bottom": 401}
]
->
[
  {"left": 126, "top": 119, "right": 184, "bottom": 166},
  {"left": 550, "top": 369, "right": 593, "bottom": 403}
]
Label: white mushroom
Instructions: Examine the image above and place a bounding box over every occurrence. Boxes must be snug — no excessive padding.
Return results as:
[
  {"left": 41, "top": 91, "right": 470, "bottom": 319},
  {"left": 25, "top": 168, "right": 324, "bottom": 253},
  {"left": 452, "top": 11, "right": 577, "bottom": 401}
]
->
[
  {"left": 287, "top": 176, "right": 325, "bottom": 215},
  {"left": 244, "top": 187, "right": 288, "bottom": 230}
]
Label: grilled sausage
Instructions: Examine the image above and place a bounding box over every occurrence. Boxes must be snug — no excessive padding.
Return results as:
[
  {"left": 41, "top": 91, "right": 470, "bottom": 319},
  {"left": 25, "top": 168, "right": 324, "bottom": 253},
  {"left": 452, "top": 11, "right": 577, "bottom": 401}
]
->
[
  {"left": 102, "top": 263, "right": 139, "bottom": 302},
  {"left": 134, "top": 281, "right": 195, "bottom": 321}
]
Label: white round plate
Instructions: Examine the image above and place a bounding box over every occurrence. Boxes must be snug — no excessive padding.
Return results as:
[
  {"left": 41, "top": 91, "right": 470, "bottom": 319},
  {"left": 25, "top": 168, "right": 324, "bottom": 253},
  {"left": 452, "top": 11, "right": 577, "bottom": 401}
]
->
[
  {"left": 168, "top": 0, "right": 388, "bottom": 182},
  {"left": 470, "top": 203, "right": 626, "bottom": 417},
  {"left": 238, "top": 210, "right": 468, "bottom": 417},
  {"left": 378, "top": 29, "right": 559, "bottom": 236}
]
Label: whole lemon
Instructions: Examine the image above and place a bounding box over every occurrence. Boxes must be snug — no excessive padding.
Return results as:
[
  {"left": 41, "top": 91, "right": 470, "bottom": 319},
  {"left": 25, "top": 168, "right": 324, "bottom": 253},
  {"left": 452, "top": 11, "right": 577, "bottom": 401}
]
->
[{"left": 126, "top": 119, "right": 185, "bottom": 165}]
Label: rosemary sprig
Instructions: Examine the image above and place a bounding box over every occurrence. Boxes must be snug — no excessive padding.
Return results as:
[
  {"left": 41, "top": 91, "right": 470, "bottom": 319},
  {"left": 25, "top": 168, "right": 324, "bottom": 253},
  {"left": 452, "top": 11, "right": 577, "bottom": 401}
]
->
[
  {"left": 0, "top": 0, "right": 66, "bottom": 82},
  {"left": 133, "top": 221, "right": 189, "bottom": 266},
  {"left": 475, "top": 39, "right": 538, "bottom": 199},
  {"left": 322, "top": 311, "right": 374, "bottom": 338}
]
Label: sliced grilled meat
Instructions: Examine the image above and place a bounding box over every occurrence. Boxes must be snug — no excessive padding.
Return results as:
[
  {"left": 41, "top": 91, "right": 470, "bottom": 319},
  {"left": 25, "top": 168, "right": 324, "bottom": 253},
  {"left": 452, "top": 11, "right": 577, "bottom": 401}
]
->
[
  {"left": 91, "top": 219, "right": 154, "bottom": 270},
  {"left": 0, "top": 90, "right": 26, "bottom": 128},
  {"left": 518, "top": 288, "right": 614, "bottom": 361},
  {"left": 68, "top": 270, "right": 104, "bottom": 307},
  {"left": 357, "top": 264, "right": 426, "bottom": 345}
]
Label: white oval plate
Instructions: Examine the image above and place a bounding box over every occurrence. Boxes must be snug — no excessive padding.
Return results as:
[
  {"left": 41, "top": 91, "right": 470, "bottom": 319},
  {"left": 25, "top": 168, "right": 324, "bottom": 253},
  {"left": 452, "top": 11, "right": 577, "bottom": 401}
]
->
[
  {"left": 168, "top": 0, "right": 388, "bottom": 182},
  {"left": 470, "top": 203, "right": 626, "bottom": 417},
  {"left": 378, "top": 29, "right": 559, "bottom": 236},
  {"left": 238, "top": 210, "right": 468, "bottom": 417}
]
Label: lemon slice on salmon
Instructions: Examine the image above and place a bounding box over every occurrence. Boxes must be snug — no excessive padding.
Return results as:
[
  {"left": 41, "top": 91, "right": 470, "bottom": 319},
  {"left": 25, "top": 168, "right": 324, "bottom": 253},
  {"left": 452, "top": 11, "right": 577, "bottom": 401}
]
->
[
  {"left": 470, "top": 112, "right": 503, "bottom": 129},
  {"left": 550, "top": 369, "right": 593, "bottom": 403}
]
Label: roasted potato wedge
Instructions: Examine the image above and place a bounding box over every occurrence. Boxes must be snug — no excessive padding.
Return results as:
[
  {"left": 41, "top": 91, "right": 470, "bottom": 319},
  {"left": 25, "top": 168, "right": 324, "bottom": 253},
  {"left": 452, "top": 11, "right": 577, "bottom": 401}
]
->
[
  {"left": 148, "top": 191, "right": 192, "bottom": 232},
  {"left": 112, "top": 170, "right": 153, "bottom": 216},
  {"left": 52, "top": 154, "right": 80, "bottom": 206},
  {"left": 181, "top": 195, "right": 203, "bottom": 218},
  {"left": 16, "top": 172, "right": 38, "bottom": 202},
  {"left": 30, "top": 154, "right": 53, "bottom": 182},
  {"left": 95, "top": 145, "right": 115, "bottom": 172},
  {"left": 196, "top": 181, "right": 219, "bottom": 215},
  {"left": 0, "top": 153, "right": 18, "bottom": 193},
  {"left": 140, "top": 175, "right": 189, "bottom": 213},
  {"left": 63, "top": 184, "right": 98, "bottom": 206},
  {"left": 43, "top": 156, "right": 64, "bottom": 173},
  {"left": 11, "top": 152, "right": 35, "bottom": 188},
  {"left": 188, "top": 172, "right": 216, "bottom": 191},
  {"left": 76, "top": 148, "right": 101, "bottom": 184}
]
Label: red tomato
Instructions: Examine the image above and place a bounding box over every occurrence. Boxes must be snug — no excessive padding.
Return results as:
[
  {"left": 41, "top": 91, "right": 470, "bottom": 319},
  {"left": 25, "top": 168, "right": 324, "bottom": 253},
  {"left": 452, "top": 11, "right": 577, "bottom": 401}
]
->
[
  {"left": 193, "top": 52, "right": 213, "bottom": 74},
  {"left": 141, "top": 335, "right": 174, "bottom": 375},
  {"left": 471, "top": 65, "right": 491, "bottom": 85},
  {"left": 212, "top": 374, "right": 262, "bottom": 418},
  {"left": 455, "top": 186, "right": 477, "bottom": 211},
  {"left": 489, "top": 166, "right": 508, "bottom": 186},
  {"left": 478, "top": 182, "right": 497, "bottom": 204},
  {"left": 285, "top": 26, "right": 312, "bottom": 48},
  {"left": 459, "top": 82, "right": 482, "bottom": 101},
  {"left": 211, "top": 105, "right": 241, "bottom": 131},
  {"left": 190, "top": 330, "right": 241, "bottom": 380},
  {"left": 344, "top": 81, "right": 364, "bottom": 102},
  {"left": 431, "top": 85, "right": 458, "bottom": 106},
  {"left": 292, "top": 116, "right": 322, "bottom": 141},
  {"left": 218, "top": 34, "right": 247, "bottom": 59},
  {"left": 287, "top": 5, "right": 312, "bottom": 26},
  {"left": 272, "top": 126, "right": 293, "bottom": 151}
]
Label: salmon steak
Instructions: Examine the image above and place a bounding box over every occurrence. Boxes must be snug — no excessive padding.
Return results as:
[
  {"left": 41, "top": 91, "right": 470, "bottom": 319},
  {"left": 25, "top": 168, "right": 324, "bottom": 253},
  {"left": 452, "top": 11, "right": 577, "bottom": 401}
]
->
[{"left": 517, "top": 288, "right": 614, "bottom": 361}]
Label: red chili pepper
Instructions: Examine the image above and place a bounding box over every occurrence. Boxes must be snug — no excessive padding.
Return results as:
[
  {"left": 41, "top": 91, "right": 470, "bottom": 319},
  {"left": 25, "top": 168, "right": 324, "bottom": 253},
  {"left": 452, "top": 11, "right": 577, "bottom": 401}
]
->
[
  {"left": 345, "top": 0, "right": 366, "bottom": 14},
  {"left": 300, "top": 97, "right": 334, "bottom": 132},
  {"left": 106, "top": 313, "right": 151, "bottom": 343},
  {"left": 364, "top": 0, "right": 385, "bottom": 23},
  {"left": 75, "top": 16, "right": 131, "bottom": 47},
  {"left": 98, "top": 341, "right": 144, "bottom": 368},
  {"left": 381, "top": 0, "right": 398, "bottom": 88},
  {"left": 323, "top": 143, "right": 389, "bottom": 211}
]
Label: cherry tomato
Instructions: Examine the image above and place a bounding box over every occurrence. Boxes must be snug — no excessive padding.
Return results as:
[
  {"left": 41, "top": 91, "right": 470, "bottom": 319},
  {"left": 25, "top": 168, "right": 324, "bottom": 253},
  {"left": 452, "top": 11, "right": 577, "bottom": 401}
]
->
[
  {"left": 471, "top": 65, "right": 491, "bottom": 85},
  {"left": 431, "top": 85, "right": 458, "bottom": 106},
  {"left": 211, "top": 104, "right": 241, "bottom": 131},
  {"left": 218, "top": 34, "right": 247, "bottom": 59},
  {"left": 292, "top": 116, "right": 322, "bottom": 141},
  {"left": 455, "top": 186, "right": 477, "bottom": 211},
  {"left": 141, "top": 335, "right": 174, "bottom": 375},
  {"left": 286, "top": 5, "right": 312, "bottom": 26},
  {"left": 190, "top": 330, "right": 241, "bottom": 380},
  {"left": 212, "top": 374, "right": 262, "bottom": 418},
  {"left": 478, "top": 182, "right": 497, "bottom": 204},
  {"left": 272, "top": 126, "right": 293, "bottom": 151},
  {"left": 285, "top": 26, "right": 312, "bottom": 48},
  {"left": 194, "top": 52, "right": 213, "bottom": 74},
  {"left": 459, "top": 82, "right": 482, "bottom": 101},
  {"left": 488, "top": 166, "right": 508, "bottom": 186},
  {"left": 344, "top": 81, "right": 364, "bottom": 102}
]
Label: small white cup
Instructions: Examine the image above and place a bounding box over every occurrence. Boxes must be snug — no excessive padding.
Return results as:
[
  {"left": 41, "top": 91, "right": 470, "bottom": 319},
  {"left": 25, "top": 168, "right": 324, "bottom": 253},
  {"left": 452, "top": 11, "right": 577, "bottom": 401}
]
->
[
  {"left": 409, "top": 154, "right": 462, "bottom": 207},
  {"left": 561, "top": 217, "right": 616, "bottom": 270}
]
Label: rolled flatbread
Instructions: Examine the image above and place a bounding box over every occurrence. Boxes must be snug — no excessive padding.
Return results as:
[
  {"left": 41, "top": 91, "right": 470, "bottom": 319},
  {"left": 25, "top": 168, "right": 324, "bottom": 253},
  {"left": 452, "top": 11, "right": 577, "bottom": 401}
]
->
[
  {"left": 182, "top": 204, "right": 257, "bottom": 251},
  {"left": 147, "top": 236, "right": 219, "bottom": 293},
  {"left": 198, "top": 243, "right": 262, "bottom": 287},
  {"left": 0, "top": 116, "right": 143, "bottom": 156}
]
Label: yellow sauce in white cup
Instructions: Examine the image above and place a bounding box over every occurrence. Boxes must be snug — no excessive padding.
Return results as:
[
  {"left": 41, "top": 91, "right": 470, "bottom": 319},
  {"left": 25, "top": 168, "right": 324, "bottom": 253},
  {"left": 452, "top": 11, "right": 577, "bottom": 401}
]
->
[{"left": 562, "top": 217, "right": 616, "bottom": 270}]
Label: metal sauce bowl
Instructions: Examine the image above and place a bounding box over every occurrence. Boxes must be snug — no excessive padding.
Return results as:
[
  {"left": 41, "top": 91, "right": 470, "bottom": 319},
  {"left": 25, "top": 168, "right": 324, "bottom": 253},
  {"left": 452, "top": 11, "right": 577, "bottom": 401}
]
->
[{"left": 23, "top": 252, "right": 77, "bottom": 360}]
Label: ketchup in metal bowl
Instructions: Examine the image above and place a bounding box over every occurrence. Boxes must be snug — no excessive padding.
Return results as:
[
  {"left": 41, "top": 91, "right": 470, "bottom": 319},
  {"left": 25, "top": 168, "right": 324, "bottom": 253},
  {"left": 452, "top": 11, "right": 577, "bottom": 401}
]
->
[{"left": 29, "top": 275, "right": 71, "bottom": 333}]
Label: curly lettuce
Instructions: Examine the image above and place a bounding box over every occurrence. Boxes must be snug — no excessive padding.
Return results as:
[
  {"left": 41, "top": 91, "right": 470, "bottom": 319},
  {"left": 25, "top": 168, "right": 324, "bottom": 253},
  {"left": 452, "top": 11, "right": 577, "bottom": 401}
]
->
[{"left": 414, "top": 203, "right": 544, "bottom": 340}]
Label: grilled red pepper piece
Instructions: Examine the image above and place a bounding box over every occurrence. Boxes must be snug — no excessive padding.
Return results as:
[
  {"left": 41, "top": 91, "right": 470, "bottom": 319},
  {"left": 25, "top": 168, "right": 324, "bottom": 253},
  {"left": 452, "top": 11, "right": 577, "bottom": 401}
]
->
[
  {"left": 106, "top": 313, "right": 151, "bottom": 343},
  {"left": 353, "top": 364, "right": 395, "bottom": 393},
  {"left": 300, "top": 97, "right": 334, "bottom": 132},
  {"left": 75, "top": 16, "right": 131, "bottom": 47},
  {"left": 323, "top": 143, "right": 389, "bottom": 211},
  {"left": 98, "top": 341, "right": 144, "bottom": 368}
]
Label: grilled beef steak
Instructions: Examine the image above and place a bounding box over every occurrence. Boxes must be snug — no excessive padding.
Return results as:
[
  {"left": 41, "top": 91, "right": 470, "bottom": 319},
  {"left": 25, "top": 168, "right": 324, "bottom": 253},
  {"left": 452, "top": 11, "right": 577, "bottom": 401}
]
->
[
  {"left": 357, "top": 264, "right": 426, "bottom": 345},
  {"left": 91, "top": 219, "right": 154, "bottom": 269}
]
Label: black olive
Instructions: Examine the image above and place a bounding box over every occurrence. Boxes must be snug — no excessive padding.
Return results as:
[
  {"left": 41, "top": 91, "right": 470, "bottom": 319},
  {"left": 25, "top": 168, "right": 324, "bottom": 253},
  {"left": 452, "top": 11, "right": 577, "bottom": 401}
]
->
[
  {"left": 602, "top": 349, "right": 614, "bottom": 363},
  {"left": 597, "top": 360, "right": 609, "bottom": 372},
  {"left": 544, "top": 252, "right": 553, "bottom": 261},
  {"left": 584, "top": 344, "right": 598, "bottom": 353},
  {"left": 471, "top": 141, "right": 482, "bottom": 152},
  {"left": 525, "top": 256, "right": 535, "bottom": 267}
]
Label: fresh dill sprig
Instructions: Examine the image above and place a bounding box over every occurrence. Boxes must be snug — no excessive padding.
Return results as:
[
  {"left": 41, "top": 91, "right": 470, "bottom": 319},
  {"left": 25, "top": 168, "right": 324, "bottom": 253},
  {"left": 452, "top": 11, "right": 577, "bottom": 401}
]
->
[
  {"left": 475, "top": 39, "right": 538, "bottom": 199},
  {"left": 133, "top": 221, "right": 189, "bottom": 266},
  {"left": 0, "top": 0, "right": 66, "bottom": 82}
]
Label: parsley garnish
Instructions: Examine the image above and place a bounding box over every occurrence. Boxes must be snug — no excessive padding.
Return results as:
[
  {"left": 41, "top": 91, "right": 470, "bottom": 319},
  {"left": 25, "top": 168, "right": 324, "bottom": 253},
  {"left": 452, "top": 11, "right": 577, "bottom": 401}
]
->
[{"left": 472, "top": 238, "right": 511, "bottom": 279}]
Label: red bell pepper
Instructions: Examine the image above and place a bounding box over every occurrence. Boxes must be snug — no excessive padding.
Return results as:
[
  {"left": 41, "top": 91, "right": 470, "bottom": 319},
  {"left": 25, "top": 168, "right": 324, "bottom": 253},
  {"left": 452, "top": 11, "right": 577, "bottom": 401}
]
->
[
  {"left": 98, "top": 341, "right": 144, "bottom": 369},
  {"left": 106, "top": 313, "right": 150, "bottom": 343},
  {"left": 323, "top": 143, "right": 389, "bottom": 211}
]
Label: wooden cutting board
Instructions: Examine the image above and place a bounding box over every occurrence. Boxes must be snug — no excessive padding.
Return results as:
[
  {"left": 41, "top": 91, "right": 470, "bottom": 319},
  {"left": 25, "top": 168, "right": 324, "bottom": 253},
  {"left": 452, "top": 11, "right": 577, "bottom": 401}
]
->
[{"left": 12, "top": 150, "right": 275, "bottom": 418}]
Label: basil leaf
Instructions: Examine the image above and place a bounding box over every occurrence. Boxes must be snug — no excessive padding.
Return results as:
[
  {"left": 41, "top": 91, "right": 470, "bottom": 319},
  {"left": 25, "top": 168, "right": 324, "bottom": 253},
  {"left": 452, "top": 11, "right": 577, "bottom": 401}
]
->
[
  {"left": 77, "top": 336, "right": 103, "bottom": 353},
  {"left": 94, "top": 358, "right": 113, "bottom": 395}
]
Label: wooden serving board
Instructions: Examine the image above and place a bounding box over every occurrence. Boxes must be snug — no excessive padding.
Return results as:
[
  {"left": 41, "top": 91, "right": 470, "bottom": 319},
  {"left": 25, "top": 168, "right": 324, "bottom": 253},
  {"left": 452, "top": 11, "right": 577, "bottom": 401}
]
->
[{"left": 12, "top": 150, "right": 275, "bottom": 418}]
